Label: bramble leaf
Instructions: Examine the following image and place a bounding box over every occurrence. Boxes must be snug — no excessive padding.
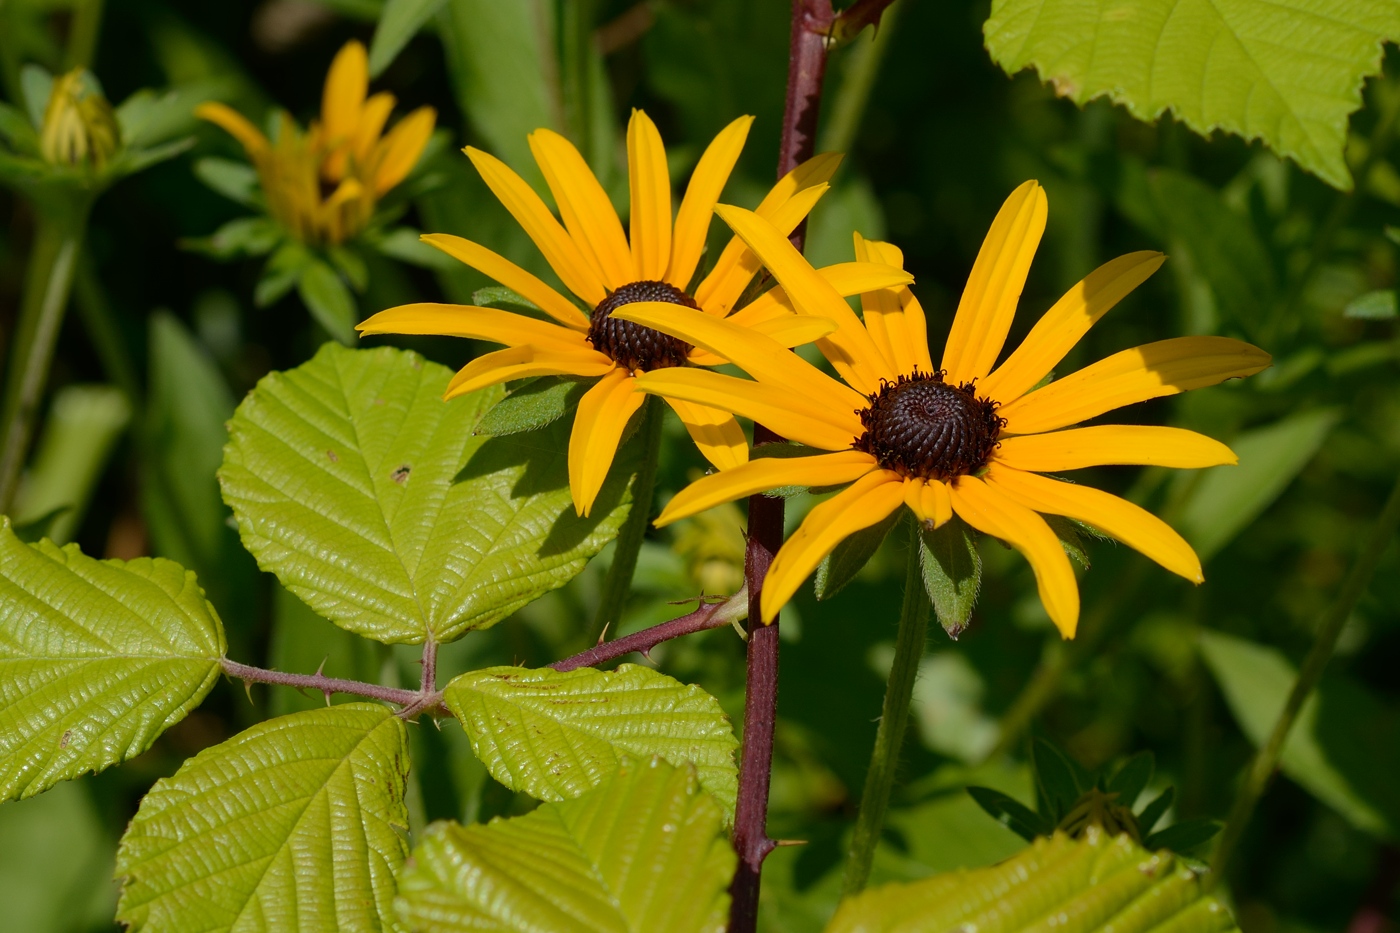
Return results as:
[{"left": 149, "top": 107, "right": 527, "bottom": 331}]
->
[
  {"left": 827, "top": 830, "right": 1239, "bottom": 932},
  {"left": 116, "top": 704, "right": 410, "bottom": 932},
  {"left": 0, "top": 518, "right": 225, "bottom": 801},
  {"left": 444, "top": 664, "right": 738, "bottom": 813},
  {"left": 220, "top": 343, "right": 634, "bottom": 644},
  {"left": 984, "top": 0, "right": 1400, "bottom": 189},
  {"left": 395, "top": 757, "right": 734, "bottom": 933}
]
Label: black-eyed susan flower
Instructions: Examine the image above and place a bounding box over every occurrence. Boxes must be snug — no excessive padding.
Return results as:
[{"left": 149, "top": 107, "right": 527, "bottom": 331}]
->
[
  {"left": 196, "top": 40, "right": 435, "bottom": 247},
  {"left": 614, "top": 182, "right": 1272, "bottom": 635},
  {"left": 356, "top": 109, "right": 911, "bottom": 516}
]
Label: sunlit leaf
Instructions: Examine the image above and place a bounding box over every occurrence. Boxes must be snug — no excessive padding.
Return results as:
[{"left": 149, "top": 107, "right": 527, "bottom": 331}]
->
[
  {"left": 369, "top": 0, "right": 447, "bottom": 76},
  {"left": 1177, "top": 408, "right": 1339, "bottom": 561},
  {"left": 395, "top": 757, "right": 734, "bottom": 933},
  {"left": 827, "top": 830, "right": 1239, "bottom": 932},
  {"left": 444, "top": 664, "right": 738, "bottom": 812},
  {"left": 984, "top": 0, "right": 1400, "bottom": 189},
  {"left": 475, "top": 375, "right": 588, "bottom": 437},
  {"left": 919, "top": 516, "right": 982, "bottom": 638},
  {"left": 0, "top": 518, "right": 225, "bottom": 802},
  {"left": 1201, "top": 630, "right": 1400, "bottom": 837},
  {"left": 299, "top": 259, "right": 358, "bottom": 345},
  {"left": 116, "top": 704, "right": 409, "bottom": 932},
  {"left": 220, "top": 343, "right": 634, "bottom": 644}
]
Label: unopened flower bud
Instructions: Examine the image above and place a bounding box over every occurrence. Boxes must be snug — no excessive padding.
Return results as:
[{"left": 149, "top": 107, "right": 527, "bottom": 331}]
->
[{"left": 40, "top": 69, "right": 120, "bottom": 168}]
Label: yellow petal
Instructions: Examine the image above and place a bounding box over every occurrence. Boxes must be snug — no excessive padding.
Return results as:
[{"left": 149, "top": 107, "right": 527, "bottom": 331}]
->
[
  {"left": 693, "top": 151, "right": 842, "bottom": 315},
  {"left": 728, "top": 259, "right": 912, "bottom": 326},
  {"left": 714, "top": 204, "right": 890, "bottom": 394},
  {"left": 373, "top": 106, "right": 435, "bottom": 194},
  {"left": 993, "top": 425, "right": 1237, "bottom": 472},
  {"left": 321, "top": 40, "right": 368, "bottom": 147},
  {"left": 999, "top": 337, "right": 1272, "bottom": 436},
  {"left": 609, "top": 300, "right": 867, "bottom": 419},
  {"left": 667, "top": 115, "right": 753, "bottom": 288},
  {"left": 980, "top": 251, "right": 1166, "bottom": 404},
  {"left": 445, "top": 345, "right": 615, "bottom": 399},
  {"left": 985, "top": 462, "right": 1203, "bottom": 583},
  {"left": 942, "top": 181, "right": 1049, "bottom": 384},
  {"left": 357, "top": 303, "right": 586, "bottom": 353},
  {"left": 421, "top": 234, "right": 589, "bottom": 330},
  {"left": 626, "top": 109, "right": 672, "bottom": 281},
  {"left": 747, "top": 314, "right": 838, "bottom": 348},
  {"left": 196, "top": 102, "right": 269, "bottom": 161},
  {"left": 530, "top": 128, "right": 634, "bottom": 288},
  {"left": 852, "top": 233, "right": 934, "bottom": 377},
  {"left": 665, "top": 398, "right": 749, "bottom": 471},
  {"left": 352, "top": 91, "right": 395, "bottom": 164},
  {"left": 921, "top": 479, "right": 952, "bottom": 528},
  {"left": 634, "top": 368, "right": 861, "bottom": 451},
  {"left": 656, "top": 449, "right": 877, "bottom": 526},
  {"left": 467, "top": 146, "right": 608, "bottom": 307},
  {"left": 761, "top": 470, "right": 906, "bottom": 622},
  {"left": 949, "top": 473, "right": 1079, "bottom": 637},
  {"left": 569, "top": 369, "right": 647, "bottom": 516}
]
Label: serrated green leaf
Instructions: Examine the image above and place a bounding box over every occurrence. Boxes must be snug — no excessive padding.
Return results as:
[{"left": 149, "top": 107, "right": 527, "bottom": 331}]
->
[
  {"left": 1344, "top": 289, "right": 1398, "bottom": 319},
  {"left": 919, "top": 516, "right": 982, "bottom": 638},
  {"left": 444, "top": 664, "right": 738, "bottom": 812},
  {"left": 967, "top": 786, "right": 1053, "bottom": 842},
  {"left": 1107, "top": 751, "right": 1155, "bottom": 808},
  {"left": 1200, "top": 630, "right": 1400, "bottom": 837},
  {"left": 299, "top": 260, "right": 358, "bottom": 344},
  {"left": 116, "top": 704, "right": 410, "bottom": 932},
  {"left": 815, "top": 507, "right": 900, "bottom": 601},
  {"left": 369, "top": 0, "right": 447, "bottom": 76},
  {"left": 220, "top": 344, "right": 634, "bottom": 644},
  {"left": 1177, "top": 409, "right": 1339, "bottom": 561},
  {"left": 827, "top": 830, "right": 1239, "bottom": 932},
  {"left": 475, "top": 375, "right": 589, "bottom": 437},
  {"left": 0, "top": 518, "right": 225, "bottom": 801},
  {"left": 192, "top": 156, "right": 262, "bottom": 208},
  {"left": 395, "top": 757, "right": 734, "bottom": 933},
  {"left": 984, "top": 0, "right": 1400, "bottom": 189},
  {"left": 1144, "top": 818, "right": 1223, "bottom": 854}
]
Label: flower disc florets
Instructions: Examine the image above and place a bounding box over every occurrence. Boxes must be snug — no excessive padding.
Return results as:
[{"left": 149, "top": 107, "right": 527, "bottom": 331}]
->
[
  {"left": 854, "top": 370, "right": 1004, "bottom": 480},
  {"left": 588, "top": 280, "right": 696, "bottom": 372}
]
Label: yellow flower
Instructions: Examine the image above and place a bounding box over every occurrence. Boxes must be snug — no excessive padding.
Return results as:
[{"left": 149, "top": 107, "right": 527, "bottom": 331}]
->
[
  {"left": 41, "top": 69, "right": 120, "bottom": 168},
  {"left": 615, "top": 181, "right": 1272, "bottom": 635},
  {"left": 356, "top": 109, "right": 911, "bottom": 516},
  {"left": 195, "top": 41, "right": 435, "bottom": 246}
]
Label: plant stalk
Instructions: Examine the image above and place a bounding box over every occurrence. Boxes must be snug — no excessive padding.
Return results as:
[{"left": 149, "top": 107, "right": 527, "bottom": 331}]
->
[
  {"left": 555, "top": 588, "right": 747, "bottom": 673},
  {"left": 1209, "top": 471, "right": 1400, "bottom": 883},
  {"left": 842, "top": 519, "right": 930, "bottom": 895},
  {"left": 591, "top": 395, "right": 665, "bottom": 636},
  {"left": 0, "top": 207, "right": 90, "bottom": 514},
  {"left": 221, "top": 658, "right": 442, "bottom": 713}
]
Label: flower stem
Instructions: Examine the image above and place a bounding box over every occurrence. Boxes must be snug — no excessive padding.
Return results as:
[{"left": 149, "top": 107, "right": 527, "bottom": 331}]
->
[
  {"left": 555, "top": 587, "right": 747, "bottom": 673},
  {"left": 1209, "top": 472, "right": 1400, "bottom": 884},
  {"left": 591, "top": 394, "right": 665, "bottom": 636},
  {"left": 842, "top": 519, "right": 930, "bottom": 895},
  {"left": 0, "top": 207, "right": 90, "bottom": 514}
]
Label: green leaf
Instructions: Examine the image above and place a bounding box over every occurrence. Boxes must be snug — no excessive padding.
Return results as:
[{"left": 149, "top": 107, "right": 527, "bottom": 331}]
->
[
  {"left": 919, "top": 516, "right": 982, "bottom": 638},
  {"left": 1177, "top": 408, "right": 1339, "bottom": 561},
  {"left": 472, "top": 283, "right": 543, "bottom": 312},
  {"left": 20, "top": 65, "right": 52, "bottom": 131},
  {"left": 984, "top": 0, "right": 1400, "bottom": 190},
  {"left": 116, "top": 704, "right": 410, "bottom": 932},
  {"left": 1107, "top": 751, "right": 1155, "bottom": 809},
  {"left": 815, "top": 507, "right": 901, "bottom": 601},
  {"left": 1044, "top": 513, "right": 1091, "bottom": 570},
  {"left": 475, "top": 375, "right": 589, "bottom": 437},
  {"left": 1200, "top": 630, "right": 1400, "bottom": 837},
  {"left": 1137, "top": 786, "right": 1175, "bottom": 836},
  {"left": 1143, "top": 818, "right": 1223, "bottom": 854},
  {"left": 192, "top": 156, "right": 262, "bottom": 208},
  {"left": 374, "top": 226, "right": 458, "bottom": 270},
  {"left": 116, "top": 81, "right": 223, "bottom": 150},
  {"left": 827, "top": 830, "right": 1240, "bottom": 932},
  {"left": 443, "top": 664, "right": 739, "bottom": 812},
  {"left": 183, "top": 215, "right": 281, "bottom": 260},
  {"left": 369, "top": 0, "right": 447, "bottom": 77},
  {"left": 1344, "top": 289, "right": 1398, "bottom": 319},
  {"left": 298, "top": 259, "right": 359, "bottom": 345},
  {"left": 0, "top": 102, "right": 41, "bottom": 156},
  {"left": 0, "top": 518, "right": 225, "bottom": 801},
  {"left": 220, "top": 343, "right": 634, "bottom": 644},
  {"left": 1032, "top": 738, "right": 1085, "bottom": 823},
  {"left": 395, "top": 757, "right": 735, "bottom": 933},
  {"left": 255, "top": 240, "right": 313, "bottom": 307},
  {"left": 967, "top": 786, "right": 1053, "bottom": 841}
]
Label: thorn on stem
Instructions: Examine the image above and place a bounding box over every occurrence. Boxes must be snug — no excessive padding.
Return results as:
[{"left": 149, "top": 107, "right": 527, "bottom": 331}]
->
[
  {"left": 596, "top": 621, "right": 611, "bottom": 646},
  {"left": 774, "top": 838, "right": 809, "bottom": 847}
]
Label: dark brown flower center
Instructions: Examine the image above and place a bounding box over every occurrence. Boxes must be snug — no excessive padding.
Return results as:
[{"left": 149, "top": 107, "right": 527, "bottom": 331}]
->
[
  {"left": 588, "top": 280, "right": 696, "bottom": 371},
  {"left": 854, "top": 370, "right": 1004, "bottom": 480}
]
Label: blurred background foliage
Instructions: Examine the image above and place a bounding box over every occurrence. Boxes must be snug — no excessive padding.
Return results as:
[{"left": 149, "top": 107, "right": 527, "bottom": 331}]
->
[{"left": 1, "top": 1, "right": 1398, "bottom": 931}]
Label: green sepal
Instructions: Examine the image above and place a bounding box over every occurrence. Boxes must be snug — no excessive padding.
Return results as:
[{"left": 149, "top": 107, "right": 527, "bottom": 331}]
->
[
  {"left": 472, "top": 283, "right": 543, "bottom": 313},
  {"left": 192, "top": 156, "right": 262, "bottom": 208},
  {"left": 967, "top": 785, "right": 1054, "bottom": 842},
  {"left": 1144, "top": 818, "right": 1224, "bottom": 854},
  {"left": 0, "top": 102, "right": 41, "bottom": 156},
  {"left": 1107, "top": 751, "right": 1155, "bottom": 807},
  {"left": 372, "top": 226, "right": 457, "bottom": 269},
  {"left": 255, "top": 240, "right": 313, "bottom": 307},
  {"left": 297, "top": 259, "right": 358, "bottom": 344},
  {"left": 182, "top": 215, "right": 282, "bottom": 260},
  {"left": 918, "top": 515, "right": 982, "bottom": 638},
  {"left": 475, "top": 375, "right": 590, "bottom": 437},
  {"left": 1032, "top": 737, "right": 1086, "bottom": 823},
  {"left": 1045, "top": 513, "right": 1092, "bottom": 569},
  {"left": 20, "top": 65, "right": 52, "bottom": 131},
  {"left": 815, "top": 507, "right": 901, "bottom": 600},
  {"left": 1137, "top": 786, "right": 1176, "bottom": 836}
]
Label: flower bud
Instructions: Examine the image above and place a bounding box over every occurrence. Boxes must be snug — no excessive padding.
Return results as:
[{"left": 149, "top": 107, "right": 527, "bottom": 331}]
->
[{"left": 40, "top": 69, "right": 120, "bottom": 168}]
